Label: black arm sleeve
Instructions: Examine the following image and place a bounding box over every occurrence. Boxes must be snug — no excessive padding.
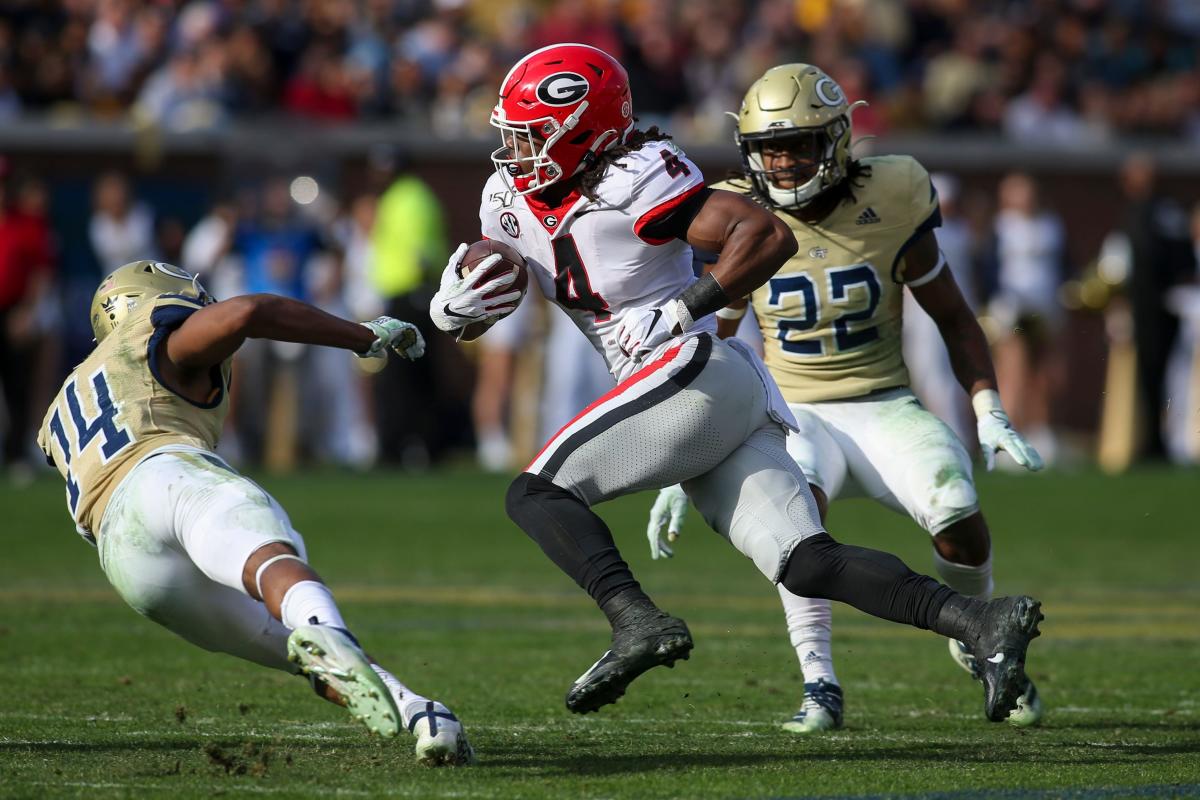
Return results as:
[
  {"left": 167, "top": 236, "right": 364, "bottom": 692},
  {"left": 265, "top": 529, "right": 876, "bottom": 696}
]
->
[{"left": 638, "top": 187, "right": 714, "bottom": 244}]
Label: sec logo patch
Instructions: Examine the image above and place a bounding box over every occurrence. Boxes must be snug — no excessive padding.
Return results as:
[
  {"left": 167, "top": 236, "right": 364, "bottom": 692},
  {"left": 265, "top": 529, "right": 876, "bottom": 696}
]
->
[{"left": 500, "top": 212, "right": 520, "bottom": 238}]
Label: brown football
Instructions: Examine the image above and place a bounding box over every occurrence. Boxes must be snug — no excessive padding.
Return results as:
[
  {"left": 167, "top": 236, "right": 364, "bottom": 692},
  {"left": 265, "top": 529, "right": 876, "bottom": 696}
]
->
[{"left": 458, "top": 239, "right": 529, "bottom": 299}]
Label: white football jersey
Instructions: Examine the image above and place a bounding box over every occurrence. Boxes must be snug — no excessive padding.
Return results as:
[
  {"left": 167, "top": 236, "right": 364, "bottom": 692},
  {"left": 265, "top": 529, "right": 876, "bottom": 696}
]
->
[{"left": 479, "top": 140, "right": 715, "bottom": 383}]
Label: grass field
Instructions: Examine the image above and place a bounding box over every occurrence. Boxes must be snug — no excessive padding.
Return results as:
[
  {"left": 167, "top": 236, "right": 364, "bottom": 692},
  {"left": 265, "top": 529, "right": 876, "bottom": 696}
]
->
[{"left": 2, "top": 467, "right": 1198, "bottom": 799}]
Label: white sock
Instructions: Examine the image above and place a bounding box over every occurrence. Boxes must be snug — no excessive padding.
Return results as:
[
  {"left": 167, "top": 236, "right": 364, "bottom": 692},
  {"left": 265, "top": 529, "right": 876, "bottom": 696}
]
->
[
  {"left": 279, "top": 580, "right": 348, "bottom": 631},
  {"left": 370, "top": 664, "right": 430, "bottom": 727},
  {"left": 778, "top": 584, "right": 838, "bottom": 686},
  {"left": 933, "top": 551, "right": 994, "bottom": 599}
]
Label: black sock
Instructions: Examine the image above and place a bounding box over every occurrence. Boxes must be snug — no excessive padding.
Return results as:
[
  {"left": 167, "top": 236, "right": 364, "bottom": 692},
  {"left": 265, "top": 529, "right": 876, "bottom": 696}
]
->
[
  {"left": 781, "top": 532, "right": 966, "bottom": 631},
  {"left": 506, "top": 473, "right": 649, "bottom": 612}
]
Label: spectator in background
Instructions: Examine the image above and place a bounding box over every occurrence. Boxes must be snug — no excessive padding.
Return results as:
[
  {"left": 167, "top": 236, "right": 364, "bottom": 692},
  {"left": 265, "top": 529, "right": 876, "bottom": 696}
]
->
[
  {"left": 89, "top": 171, "right": 156, "bottom": 274},
  {"left": 329, "top": 191, "right": 385, "bottom": 467},
  {"left": 0, "top": 171, "right": 56, "bottom": 482},
  {"left": 226, "top": 175, "right": 331, "bottom": 466},
  {"left": 134, "top": 40, "right": 229, "bottom": 130},
  {"left": 367, "top": 147, "right": 452, "bottom": 467},
  {"left": 1004, "top": 54, "right": 1092, "bottom": 145},
  {"left": 1118, "top": 153, "right": 1197, "bottom": 460},
  {"left": 988, "top": 172, "right": 1066, "bottom": 467},
  {"left": 284, "top": 44, "right": 358, "bottom": 121}
]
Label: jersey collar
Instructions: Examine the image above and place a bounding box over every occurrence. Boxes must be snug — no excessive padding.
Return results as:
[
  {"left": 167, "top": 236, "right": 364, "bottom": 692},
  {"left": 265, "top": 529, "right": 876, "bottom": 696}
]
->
[{"left": 523, "top": 188, "right": 585, "bottom": 236}]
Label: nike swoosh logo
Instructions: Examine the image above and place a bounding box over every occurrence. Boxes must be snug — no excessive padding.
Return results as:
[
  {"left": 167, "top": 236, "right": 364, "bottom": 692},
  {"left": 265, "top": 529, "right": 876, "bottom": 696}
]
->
[
  {"left": 987, "top": 653, "right": 1005, "bottom": 664},
  {"left": 443, "top": 304, "right": 481, "bottom": 321}
]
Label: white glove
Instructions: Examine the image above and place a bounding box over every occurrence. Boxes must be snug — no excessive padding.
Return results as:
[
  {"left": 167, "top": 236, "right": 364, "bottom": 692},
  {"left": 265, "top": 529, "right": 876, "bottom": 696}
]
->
[
  {"left": 359, "top": 316, "right": 425, "bottom": 361},
  {"left": 611, "top": 304, "right": 673, "bottom": 364},
  {"left": 428, "top": 243, "right": 523, "bottom": 333},
  {"left": 646, "top": 484, "right": 689, "bottom": 560},
  {"left": 973, "top": 389, "right": 1044, "bottom": 471}
]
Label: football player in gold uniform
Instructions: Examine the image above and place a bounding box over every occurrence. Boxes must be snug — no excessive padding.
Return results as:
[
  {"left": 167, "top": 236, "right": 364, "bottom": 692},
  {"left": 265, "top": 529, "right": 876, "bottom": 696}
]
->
[
  {"left": 646, "top": 65, "right": 1043, "bottom": 731},
  {"left": 38, "top": 261, "right": 473, "bottom": 765}
]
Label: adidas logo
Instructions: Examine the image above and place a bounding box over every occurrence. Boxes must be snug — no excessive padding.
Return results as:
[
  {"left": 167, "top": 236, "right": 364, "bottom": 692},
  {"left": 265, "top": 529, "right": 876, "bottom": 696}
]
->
[{"left": 855, "top": 207, "right": 881, "bottom": 225}]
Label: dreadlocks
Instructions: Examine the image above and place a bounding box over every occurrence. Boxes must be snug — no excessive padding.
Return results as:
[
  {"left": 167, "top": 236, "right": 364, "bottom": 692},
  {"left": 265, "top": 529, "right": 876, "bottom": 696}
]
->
[{"left": 578, "top": 126, "right": 673, "bottom": 201}]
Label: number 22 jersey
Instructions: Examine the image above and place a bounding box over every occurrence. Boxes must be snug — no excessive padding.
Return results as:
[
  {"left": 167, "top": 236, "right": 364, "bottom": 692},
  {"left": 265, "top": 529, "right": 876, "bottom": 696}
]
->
[
  {"left": 714, "top": 154, "right": 942, "bottom": 404},
  {"left": 478, "top": 140, "right": 714, "bottom": 384}
]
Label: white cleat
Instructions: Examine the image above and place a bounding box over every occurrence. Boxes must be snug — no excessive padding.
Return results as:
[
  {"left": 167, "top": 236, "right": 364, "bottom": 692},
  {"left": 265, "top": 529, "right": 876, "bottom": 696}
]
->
[
  {"left": 1007, "top": 677, "right": 1044, "bottom": 727},
  {"left": 404, "top": 699, "right": 475, "bottom": 766},
  {"left": 287, "top": 625, "right": 401, "bottom": 738},
  {"left": 780, "top": 679, "right": 844, "bottom": 734}
]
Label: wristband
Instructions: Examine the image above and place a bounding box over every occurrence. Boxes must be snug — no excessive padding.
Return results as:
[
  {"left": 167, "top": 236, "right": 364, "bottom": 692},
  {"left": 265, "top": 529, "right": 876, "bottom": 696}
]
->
[
  {"left": 715, "top": 304, "right": 748, "bottom": 321},
  {"left": 673, "top": 273, "right": 732, "bottom": 332},
  {"left": 971, "top": 389, "right": 1004, "bottom": 417}
]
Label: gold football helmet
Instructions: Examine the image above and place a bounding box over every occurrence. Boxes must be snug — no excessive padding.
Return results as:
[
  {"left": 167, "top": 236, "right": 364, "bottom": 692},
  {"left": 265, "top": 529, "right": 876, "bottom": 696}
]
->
[
  {"left": 90, "top": 260, "right": 212, "bottom": 343},
  {"left": 734, "top": 64, "right": 864, "bottom": 209}
]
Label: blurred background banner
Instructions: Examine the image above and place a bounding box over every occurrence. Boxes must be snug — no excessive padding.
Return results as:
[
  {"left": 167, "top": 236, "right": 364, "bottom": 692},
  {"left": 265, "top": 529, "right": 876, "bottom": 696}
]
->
[{"left": 1, "top": 0, "right": 1198, "bottom": 479}]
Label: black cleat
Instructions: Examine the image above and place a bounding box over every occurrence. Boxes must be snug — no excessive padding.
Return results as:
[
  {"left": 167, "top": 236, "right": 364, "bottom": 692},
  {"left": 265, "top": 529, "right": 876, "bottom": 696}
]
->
[
  {"left": 566, "top": 609, "right": 692, "bottom": 714},
  {"left": 971, "top": 596, "right": 1044, "bottom": 722}
]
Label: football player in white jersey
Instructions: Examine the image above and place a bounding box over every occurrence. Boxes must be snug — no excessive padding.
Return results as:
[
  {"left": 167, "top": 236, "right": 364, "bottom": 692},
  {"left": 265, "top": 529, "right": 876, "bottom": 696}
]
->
[
  {"left": 38, "top": 261, "right": 472, "bottom": 765},
  {"left": 645, "top": 65, "right": 1044, "bottom": 732},
  {"left": 430, "top": 44, "right": 1044, "bottom": 724}
]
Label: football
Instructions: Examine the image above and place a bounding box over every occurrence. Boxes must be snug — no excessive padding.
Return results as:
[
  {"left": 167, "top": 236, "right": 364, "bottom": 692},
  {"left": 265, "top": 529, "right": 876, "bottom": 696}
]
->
[{"left": 459, "top": 239, "right": 529, "bottom": 298}]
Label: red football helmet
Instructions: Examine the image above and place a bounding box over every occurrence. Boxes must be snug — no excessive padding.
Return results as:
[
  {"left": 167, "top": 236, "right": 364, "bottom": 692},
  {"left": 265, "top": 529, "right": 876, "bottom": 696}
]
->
[{"left": 491, "top": 43, "right": 635, "bottom": 196}]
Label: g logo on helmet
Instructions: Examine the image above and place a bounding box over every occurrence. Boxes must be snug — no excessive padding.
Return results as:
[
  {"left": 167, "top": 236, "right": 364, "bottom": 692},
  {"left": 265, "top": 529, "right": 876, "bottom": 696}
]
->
[
  {"left": 536, "top": 72, "right": 590, "bottom": 106},
  {"left": 152, "top": 261, "right": 195, "bottom": 280},
  {"left": 814, "top": 77, "right": 845, "bottom": 108}
]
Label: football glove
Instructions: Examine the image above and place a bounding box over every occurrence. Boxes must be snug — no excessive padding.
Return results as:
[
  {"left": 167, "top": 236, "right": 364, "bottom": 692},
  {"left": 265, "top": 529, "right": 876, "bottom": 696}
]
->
[
  {"left": 646, "top": 484, "right": 689, "bottom": 560},
  {"left": 359, "top": 317, "right": 425, "bottom": 361},
  {"left": 429, "top": 243, "right": 522, "bottom": 333},
  {"left": 973, "top": 389, "right": 1044, "bottom": 471},
  {"left": 612, "top": 303, "right": 673, "bottom": 364}
]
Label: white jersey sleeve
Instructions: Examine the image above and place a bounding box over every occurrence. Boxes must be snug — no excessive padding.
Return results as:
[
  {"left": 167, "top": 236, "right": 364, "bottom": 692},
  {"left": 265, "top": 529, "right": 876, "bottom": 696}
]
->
[{"left": 596, "top": 140, "right": 706, "bottom": 243}]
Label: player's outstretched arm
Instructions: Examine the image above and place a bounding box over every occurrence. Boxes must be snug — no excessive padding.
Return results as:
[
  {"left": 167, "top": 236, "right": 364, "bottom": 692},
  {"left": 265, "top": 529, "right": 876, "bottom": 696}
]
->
[
  {"left": 165, "top": 294, "right": 424, "bottom": 370},
  {"left": 906, "top": 232, "right": 1043, "bottom": 471}
]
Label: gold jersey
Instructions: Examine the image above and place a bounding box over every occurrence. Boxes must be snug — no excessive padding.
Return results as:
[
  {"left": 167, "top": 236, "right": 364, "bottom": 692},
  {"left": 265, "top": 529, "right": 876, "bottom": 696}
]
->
[
  {"left": 713, "top": 155, "right": 941, "bottom": 403},
  {"left": 37, "top": 294, "right": 230, "bottom": 541}
]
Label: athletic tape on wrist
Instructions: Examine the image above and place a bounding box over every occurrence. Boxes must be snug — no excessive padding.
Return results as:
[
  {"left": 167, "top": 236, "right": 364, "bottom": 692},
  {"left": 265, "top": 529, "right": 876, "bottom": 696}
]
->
[
  {"left": 254, "top": 553, "right": 306, "bottom": 599},
  {"left": 971, "top": 389, "right": 1004, "bottom": 418},
  {"left": 715, "top": 304, "right": 748, "bottom": 320},
  {"left": 675, "top": 273, "right": 731, "bottom": 331}
]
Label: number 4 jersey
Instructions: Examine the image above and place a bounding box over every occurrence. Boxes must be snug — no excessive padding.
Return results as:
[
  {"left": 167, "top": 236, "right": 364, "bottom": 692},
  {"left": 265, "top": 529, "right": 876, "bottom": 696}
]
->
[
  {"left": 478, "top": 139, "right": 714, "bottom": 383},
  {"left": 714, "top": 154, "right": 942, "bottom": 403},
  {"left": 37, "top": 295, "right": 231, "bottom": 541}
]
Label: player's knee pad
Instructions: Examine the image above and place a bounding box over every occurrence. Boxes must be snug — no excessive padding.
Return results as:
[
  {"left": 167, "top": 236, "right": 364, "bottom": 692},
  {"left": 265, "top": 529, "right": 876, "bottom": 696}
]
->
[{"left": 926, "top": 476, "right": 979, "bottom": 533}]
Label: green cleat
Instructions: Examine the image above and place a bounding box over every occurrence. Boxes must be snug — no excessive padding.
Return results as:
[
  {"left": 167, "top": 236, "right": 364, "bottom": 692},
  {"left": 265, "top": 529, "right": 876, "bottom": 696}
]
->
[{"left": 287, "top": 625, "right": 401, "bottom": 738}]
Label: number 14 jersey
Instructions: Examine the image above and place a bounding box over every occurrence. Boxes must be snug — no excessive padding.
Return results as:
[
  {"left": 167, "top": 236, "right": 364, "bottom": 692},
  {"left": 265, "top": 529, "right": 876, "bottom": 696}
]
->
[
  {"left": 37, "top": 295, "right": 231, "bottom": 541},
  {"left": 478, "top": 140, "right": 713, "bottom": 384},
  {"left": 714, "top": 155, "right": 942, "bottom": 404}
]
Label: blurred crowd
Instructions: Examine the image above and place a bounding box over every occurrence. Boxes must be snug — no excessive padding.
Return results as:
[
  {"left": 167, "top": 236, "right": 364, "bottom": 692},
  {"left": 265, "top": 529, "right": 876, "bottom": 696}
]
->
[
  {"left": 1, "top": 148, "right": 1199, "bottom": 483},
  {"left": 0, "top": 0, "right": 1198, "bottom": 142}
]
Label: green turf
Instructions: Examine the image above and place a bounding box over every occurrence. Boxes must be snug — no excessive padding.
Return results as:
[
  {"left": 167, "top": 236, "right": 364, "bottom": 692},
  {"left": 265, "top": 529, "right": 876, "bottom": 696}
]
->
[{"left": 1, "top": 467, "right": 1198, "bottom": 799}]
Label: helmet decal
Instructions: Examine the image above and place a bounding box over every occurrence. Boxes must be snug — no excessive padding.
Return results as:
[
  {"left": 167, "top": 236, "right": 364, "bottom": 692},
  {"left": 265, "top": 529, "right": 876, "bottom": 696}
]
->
[
  {"left": 151, "top": 261, "right": 195, "bottom": 280},
  {"left": 491, "top": 44, "right": 633, "bottom": 195},
  {"left": 814, "top": 77, "right": 845, "bottom": 107},
  {"left": 536, "top": 73, "right": 590, "bottom": 106}
]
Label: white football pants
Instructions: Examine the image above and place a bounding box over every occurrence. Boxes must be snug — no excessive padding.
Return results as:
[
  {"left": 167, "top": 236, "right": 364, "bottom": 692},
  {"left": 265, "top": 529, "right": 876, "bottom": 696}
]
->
[
  {"left": 98, "top": 446, "right": 307, "bottom": 672},
  {"left": 777, "top": 388, "right": 984, "bottom": 681},
  {"left": 527, "top": 333, "right": 825, "bottom": 581}
]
